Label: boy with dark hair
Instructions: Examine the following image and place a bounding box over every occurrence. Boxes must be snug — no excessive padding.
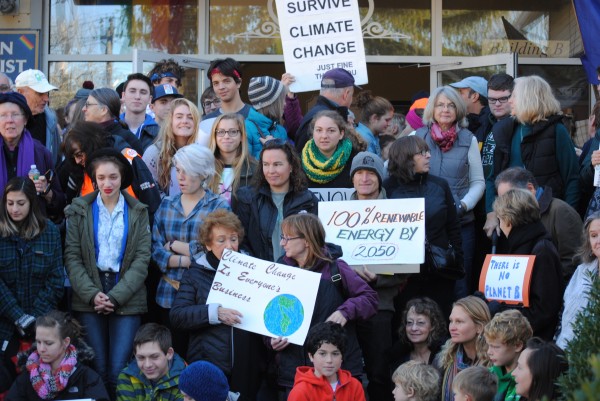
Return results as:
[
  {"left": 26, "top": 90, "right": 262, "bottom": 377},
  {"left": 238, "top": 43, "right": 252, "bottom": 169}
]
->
[
  {"left": 121, "top": 73, "right": 158, "bottom": 151},
  {"left": 148, "top": 58, "right": 185, "bottom": 89},
  {"left": 453, "top": 366, "right": 498, "bottom": 401},
  {"left": 288, "top": 322, "right": 366, "bottom": 401},
  {"left": 116, "top": 323, "right": 186, "bottom": 401},
  {"left": 484, "top": 310, "right": 532, "bottom": 401}
]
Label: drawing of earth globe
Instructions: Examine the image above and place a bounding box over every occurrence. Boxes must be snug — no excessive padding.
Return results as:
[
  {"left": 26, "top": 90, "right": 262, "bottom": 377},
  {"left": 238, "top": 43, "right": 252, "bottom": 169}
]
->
[{"left": 264, "top": 294, "right": 304, "bottom": 337}]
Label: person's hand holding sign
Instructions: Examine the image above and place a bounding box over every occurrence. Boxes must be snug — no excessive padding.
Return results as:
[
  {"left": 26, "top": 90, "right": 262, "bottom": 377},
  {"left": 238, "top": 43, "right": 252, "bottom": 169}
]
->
[
  {"left": 271, "top": 336, "right": 289, "bottom": 351},
  {"left": 218, "top": 307, "right": 242, "bottom": 326}
]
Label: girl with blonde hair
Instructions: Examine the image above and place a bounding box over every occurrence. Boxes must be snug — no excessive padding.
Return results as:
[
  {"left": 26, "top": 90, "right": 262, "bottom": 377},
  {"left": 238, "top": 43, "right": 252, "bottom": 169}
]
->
[
  {"left": 436, "top": 296, "right": 491, "bottom": 401},
  {"left": 207, "top": 113, "right": 257, "bottom": 205},
  {"left": 143, "top": 98, "right": 201, "bottom": 197}
]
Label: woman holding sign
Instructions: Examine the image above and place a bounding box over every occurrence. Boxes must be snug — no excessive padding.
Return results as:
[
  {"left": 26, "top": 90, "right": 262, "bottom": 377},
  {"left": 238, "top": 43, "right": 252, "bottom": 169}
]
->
[
  {"left": 383, "top": 135, "right": 463, "bottom": 318},
  {"left": 492, "top": 188, "right": 563, "bottom": 341},
  {"left": 271, "top": 213, "right": 377, "bottom": 397},
  {"left": 301, "top": 110, "right": 366, "bottom": 188},
  {"left": 170, "top": 209, "right": 264, "bottom": 401}
]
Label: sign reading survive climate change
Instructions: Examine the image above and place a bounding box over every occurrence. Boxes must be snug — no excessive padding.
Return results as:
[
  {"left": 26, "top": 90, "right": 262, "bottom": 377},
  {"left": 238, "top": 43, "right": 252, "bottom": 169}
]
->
[
  {"left": 319, "top": 199, "right": 425, "bottom": 274},
  {"left": 276, "top": 0, "right": 368, "bottom": 92},
  {"left": 206, "top": 249, "right": 321, "bottom": 345},
  {"left": 479, "top": 254, "right": 535, "bottom": 307}
]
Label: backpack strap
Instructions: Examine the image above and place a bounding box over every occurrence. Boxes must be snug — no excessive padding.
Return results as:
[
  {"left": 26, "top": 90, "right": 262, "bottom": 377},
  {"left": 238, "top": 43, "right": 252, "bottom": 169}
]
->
[{"left": 329, "top": 261, "right": 348, "bottom": 300}]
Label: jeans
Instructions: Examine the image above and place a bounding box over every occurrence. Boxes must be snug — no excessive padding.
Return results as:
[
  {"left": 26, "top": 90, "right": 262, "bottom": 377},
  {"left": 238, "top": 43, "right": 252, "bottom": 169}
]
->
[{"left": 77, "top": 312, "right": 141, "bottom": 398}]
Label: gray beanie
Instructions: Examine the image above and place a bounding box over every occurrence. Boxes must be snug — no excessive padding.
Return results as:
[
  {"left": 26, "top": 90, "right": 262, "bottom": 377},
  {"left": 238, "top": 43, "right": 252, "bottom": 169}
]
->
[
  {"left": 248, "top": 76, "right": 284, "bottom": 109},
  {"left": 350, "top": 151, "right": 385, "bottom": 185}
]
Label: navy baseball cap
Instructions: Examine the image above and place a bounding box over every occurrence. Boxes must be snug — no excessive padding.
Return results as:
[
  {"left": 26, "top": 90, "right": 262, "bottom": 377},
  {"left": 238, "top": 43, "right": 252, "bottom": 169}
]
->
[
  {"left": 321, "top": 68, "right": 362, "bottom": 90},
  {"left": 151, "top": 84, "right": 183, "bottom": 104}
]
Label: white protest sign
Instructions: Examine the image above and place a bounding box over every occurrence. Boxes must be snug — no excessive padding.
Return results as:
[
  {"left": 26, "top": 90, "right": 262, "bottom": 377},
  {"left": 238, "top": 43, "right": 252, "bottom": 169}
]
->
[
  {"left": 206, "top": 249, "right": 321, "bottom": 345},
  {"left": 319, "top": 199, "right": 424, "bottom": 274},
  {"left": 275, "top": 0, "right": 368, "bottom": 92},
  {"left": 310, "top": 187, "right": 354, "bottom": 202},
  {"left": 478, "top": 254, "right": 536, "bottom": 307}
]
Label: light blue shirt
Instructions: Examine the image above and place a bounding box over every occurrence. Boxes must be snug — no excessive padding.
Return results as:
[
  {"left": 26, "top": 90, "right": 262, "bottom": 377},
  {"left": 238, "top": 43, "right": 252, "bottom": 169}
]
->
[
  {"left": 356, "top": 123, "right": 381, "bottom": 156},
  {"left": 96, "top": 193, "right": 126, "bottom": 272}
]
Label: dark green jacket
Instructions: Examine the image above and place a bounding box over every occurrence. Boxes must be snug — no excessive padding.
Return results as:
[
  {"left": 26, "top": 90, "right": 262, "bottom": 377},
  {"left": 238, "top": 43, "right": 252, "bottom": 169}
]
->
[{"left": 64, "top": 191, "right": 150, "bottom": 314}]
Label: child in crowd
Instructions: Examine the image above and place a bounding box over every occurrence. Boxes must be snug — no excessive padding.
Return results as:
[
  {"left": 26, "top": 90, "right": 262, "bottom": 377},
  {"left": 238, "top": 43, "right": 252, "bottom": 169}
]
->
[
  {"left": 391, "top": 360, "right": 440, "bottom": 401},
  {"left": 116, "top": 323, "right": 186, "bottom": 401},
  {"left": 179, "top": 360, "right": 239, "bottom": 401},
  {"left": 288, "top": 322, "right": 366, "bottom": 401},
  {"left": 452, "top": 366, "right": 498, "bottom": 401},
  {"left": 484, "top": 310, "right": 533, "bottom": 401}
]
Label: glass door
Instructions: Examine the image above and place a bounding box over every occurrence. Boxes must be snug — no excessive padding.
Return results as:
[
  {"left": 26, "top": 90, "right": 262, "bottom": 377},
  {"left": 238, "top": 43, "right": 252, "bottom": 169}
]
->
[{"left": 430, "top": 53, "right": 518, "bottom": 91}]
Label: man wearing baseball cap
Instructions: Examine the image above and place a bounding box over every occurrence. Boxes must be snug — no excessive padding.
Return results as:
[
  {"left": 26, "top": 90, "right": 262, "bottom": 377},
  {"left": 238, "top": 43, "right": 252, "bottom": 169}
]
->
[
  {"left": 15, "top": 69, "right": 61, "bottom": 165},
  {"left": 150, "top": 83, "right": 183, "bottom": 126},
  {"left": 348, "top": 151, "right": 403, "bottom": 401},
  {"left": 449, "top": 76, "right": 491, "bottom": 146},
  {"left": 294, "top": 68, "right": 359, "bottom": 152}
]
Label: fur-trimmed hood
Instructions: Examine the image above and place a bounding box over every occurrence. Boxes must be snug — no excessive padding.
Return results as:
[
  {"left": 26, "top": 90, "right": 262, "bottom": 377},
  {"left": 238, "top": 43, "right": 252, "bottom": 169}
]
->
[{"left": 17, "top": 338, "right": 96, "bottom": 369}]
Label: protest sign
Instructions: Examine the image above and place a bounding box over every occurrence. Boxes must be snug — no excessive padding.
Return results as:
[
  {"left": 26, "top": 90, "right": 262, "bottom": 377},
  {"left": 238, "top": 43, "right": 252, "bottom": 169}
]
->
[
  {"left": 275, "top": 0, "right": 368, "bottom": 92},
  {"left": 319, "top": 198, "right": 424, "bottom": 274},
  {"left": 310, "top": 187, "right": 354, "bottom": 202},
  {"left": 206, "top": 249, "right": 321, "bottom": 345},
  {"left": 479, "top": 254, "right": 535, "bottom": 307},
  {"left": 0, "top": 31, "right": 39, "bottom": 81}
]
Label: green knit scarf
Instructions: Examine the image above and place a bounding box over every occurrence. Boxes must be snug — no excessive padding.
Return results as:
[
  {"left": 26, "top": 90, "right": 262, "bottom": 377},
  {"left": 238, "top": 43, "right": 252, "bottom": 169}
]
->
[{"left": 302, "top": 138, "right": 353, "bottom": 184}]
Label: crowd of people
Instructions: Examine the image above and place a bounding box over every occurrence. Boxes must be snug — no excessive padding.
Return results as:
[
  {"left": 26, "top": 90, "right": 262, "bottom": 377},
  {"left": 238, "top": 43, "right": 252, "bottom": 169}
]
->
[{"left": 0, "top": 56, "right": 597, "bottom": 401}]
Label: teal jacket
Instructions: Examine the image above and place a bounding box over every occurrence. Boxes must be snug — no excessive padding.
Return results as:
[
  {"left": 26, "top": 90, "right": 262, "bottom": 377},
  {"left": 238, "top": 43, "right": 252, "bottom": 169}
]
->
[
  {"left": 116, "top": 352, "right": 186, "bottom": 401},
  {"left": 64, "top": 191, "right": 151, "bottom": 314},
  {"left": 246, "top": 107, "right": 288, "bottom": 159}
]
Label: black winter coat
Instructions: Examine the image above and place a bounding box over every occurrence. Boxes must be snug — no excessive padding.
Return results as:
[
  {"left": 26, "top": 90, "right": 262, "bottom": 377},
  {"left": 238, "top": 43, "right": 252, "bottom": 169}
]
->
[
  {"left": 7, "top": 341, "right": 109, "bottom": 401},
  {"left": 500, "top": 221, "right": 564, "bottom": 340},
  {"left": 169, "top": 253, "right": 266, "bottom": 399},
  {"left": 234, "top": 185, "right": 318, "bottom": 261}
]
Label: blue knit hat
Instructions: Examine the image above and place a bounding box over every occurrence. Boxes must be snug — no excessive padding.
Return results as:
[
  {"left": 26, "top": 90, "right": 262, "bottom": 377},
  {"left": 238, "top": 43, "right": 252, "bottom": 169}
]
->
[
  {"left": 179, "top": 361, "right": 229, "bottom": 401},
  {"left": 0, "top": 91, "right": 32, "bottom": 121}
]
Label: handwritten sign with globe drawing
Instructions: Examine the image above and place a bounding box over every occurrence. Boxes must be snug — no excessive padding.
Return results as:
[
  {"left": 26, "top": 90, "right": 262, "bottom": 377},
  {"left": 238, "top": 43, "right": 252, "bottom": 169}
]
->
[{"left": 206, "top": 250, "right": 321, "bottom": 345}]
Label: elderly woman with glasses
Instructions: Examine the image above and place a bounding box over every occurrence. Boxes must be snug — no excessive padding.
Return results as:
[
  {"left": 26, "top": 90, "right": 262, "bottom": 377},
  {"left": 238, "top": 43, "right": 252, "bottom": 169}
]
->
[
  {"left": 234, "top": 139, "right": 318, "bottom": 262},
  {"left": 416, "top": 86, "right": 485, "bottom": 299},
  {"left": 82, "top": 88, "right": 144, "bottom": 154},
  {"left": 207, "top": 113, "right": 257, "bottom": 205},
  {"left": 0, "top": 92, "right": 65, "bottom": 220},
  {"left": 384, "top": 135, "right": 463, "bottom": 318}
]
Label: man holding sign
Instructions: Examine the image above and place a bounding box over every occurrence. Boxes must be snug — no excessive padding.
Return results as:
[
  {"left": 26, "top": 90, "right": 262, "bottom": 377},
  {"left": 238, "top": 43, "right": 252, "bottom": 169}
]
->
[
  {"left": 484, "top": 189, "right": 564, "bottom": 341},
  {"left": 350, "top": 151, "right": 404, "bottom": 401}
]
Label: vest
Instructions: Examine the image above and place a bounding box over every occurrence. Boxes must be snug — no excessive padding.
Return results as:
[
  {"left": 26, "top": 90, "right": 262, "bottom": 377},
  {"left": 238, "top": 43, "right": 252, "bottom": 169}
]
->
[{"left": 416, "top": 126, "right": 472, "bottom": 202}]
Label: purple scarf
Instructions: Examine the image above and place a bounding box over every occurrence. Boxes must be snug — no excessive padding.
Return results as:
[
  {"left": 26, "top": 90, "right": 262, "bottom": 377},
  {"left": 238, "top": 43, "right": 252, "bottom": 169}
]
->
[{"left": 0, "top": 129, "right": 36, "bottom": 192}]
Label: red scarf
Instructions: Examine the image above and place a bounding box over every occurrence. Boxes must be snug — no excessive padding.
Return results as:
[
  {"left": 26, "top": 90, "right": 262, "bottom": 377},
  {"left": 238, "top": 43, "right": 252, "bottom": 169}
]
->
[{"left": 430, "top": 123, "right": 458, "bottom": 152}]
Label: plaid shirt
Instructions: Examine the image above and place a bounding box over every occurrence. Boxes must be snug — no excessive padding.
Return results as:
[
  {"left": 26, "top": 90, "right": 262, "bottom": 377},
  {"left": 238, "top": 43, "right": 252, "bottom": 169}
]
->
[
  {"left": 152, "top": 190, "right": 230, "bottom": 308},
  {"left": 0, "top": 222, "right": 64, "bottom": 343}
]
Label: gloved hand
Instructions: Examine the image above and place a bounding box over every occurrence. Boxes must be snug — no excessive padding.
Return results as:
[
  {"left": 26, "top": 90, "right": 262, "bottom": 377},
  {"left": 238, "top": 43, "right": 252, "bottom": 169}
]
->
[{"left": 15, "top": 314, "right": 35, "bottom": 337}]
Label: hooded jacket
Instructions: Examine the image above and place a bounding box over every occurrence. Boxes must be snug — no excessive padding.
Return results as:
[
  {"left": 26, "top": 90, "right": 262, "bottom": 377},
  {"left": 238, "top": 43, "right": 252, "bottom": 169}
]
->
[
  {"left": 287, "top": 366, "right": 366, "bottom": 401},
  {"left": 116, "top": 352, "right": 186, "bottom": 401},
  {"left": 245, "top": 107, "right": 288, "bottom": 159},
  {"left": 64, "top": 191, "right": 151, "bottom": 314},
  {"left": 7, "top": 340, "right": 109, "bottom": 401}
]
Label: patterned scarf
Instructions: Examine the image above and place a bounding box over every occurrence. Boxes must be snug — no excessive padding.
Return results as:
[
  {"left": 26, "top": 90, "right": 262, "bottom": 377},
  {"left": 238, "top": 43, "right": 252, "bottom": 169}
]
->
[
  {"left": 441, "top": 345, "right": 472, "bottom": 401},
  {"left": 430, "top": 122, "right": 458, "bottom": 152},
  {"left": 27, "top": 344, "right": 78, "bottom": 399},
  {"left": 301, "top": 138, "right": 352, "bottom": 184}
]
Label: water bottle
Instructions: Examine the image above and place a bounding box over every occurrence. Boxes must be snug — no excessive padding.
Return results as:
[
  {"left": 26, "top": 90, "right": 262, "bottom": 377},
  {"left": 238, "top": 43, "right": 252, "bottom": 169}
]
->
[{"left": 28, "top": 165, "right": 40, "bottom": 194}]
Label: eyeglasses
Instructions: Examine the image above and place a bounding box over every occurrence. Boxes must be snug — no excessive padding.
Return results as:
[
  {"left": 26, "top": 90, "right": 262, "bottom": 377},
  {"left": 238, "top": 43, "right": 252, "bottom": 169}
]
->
[
  {"left": 85, "top": 102, "right": 100, "bottom": 108},
  {"left": 434, "top": 103, "right": 456, "bottom": 110},
  {"left": 488, "top": 95, "right": 511, "bottom": 104},
  {"left": 280, "top": 235, "right": 302, "bottom": 245},
  {"left": 203, "top": 99, "right": 221, "bottom": 108},
  {"left": 0, "top": 84, "right": 11, "bottom": 92},
  {"left": 0, "top": 113, "right": 24, "bottom": 121},
  {"left": 216, "top": 129, "right": 241, "bottom": 137},
  {"left": 414, "top": 150, "right": 430, "bottom": 157}
]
